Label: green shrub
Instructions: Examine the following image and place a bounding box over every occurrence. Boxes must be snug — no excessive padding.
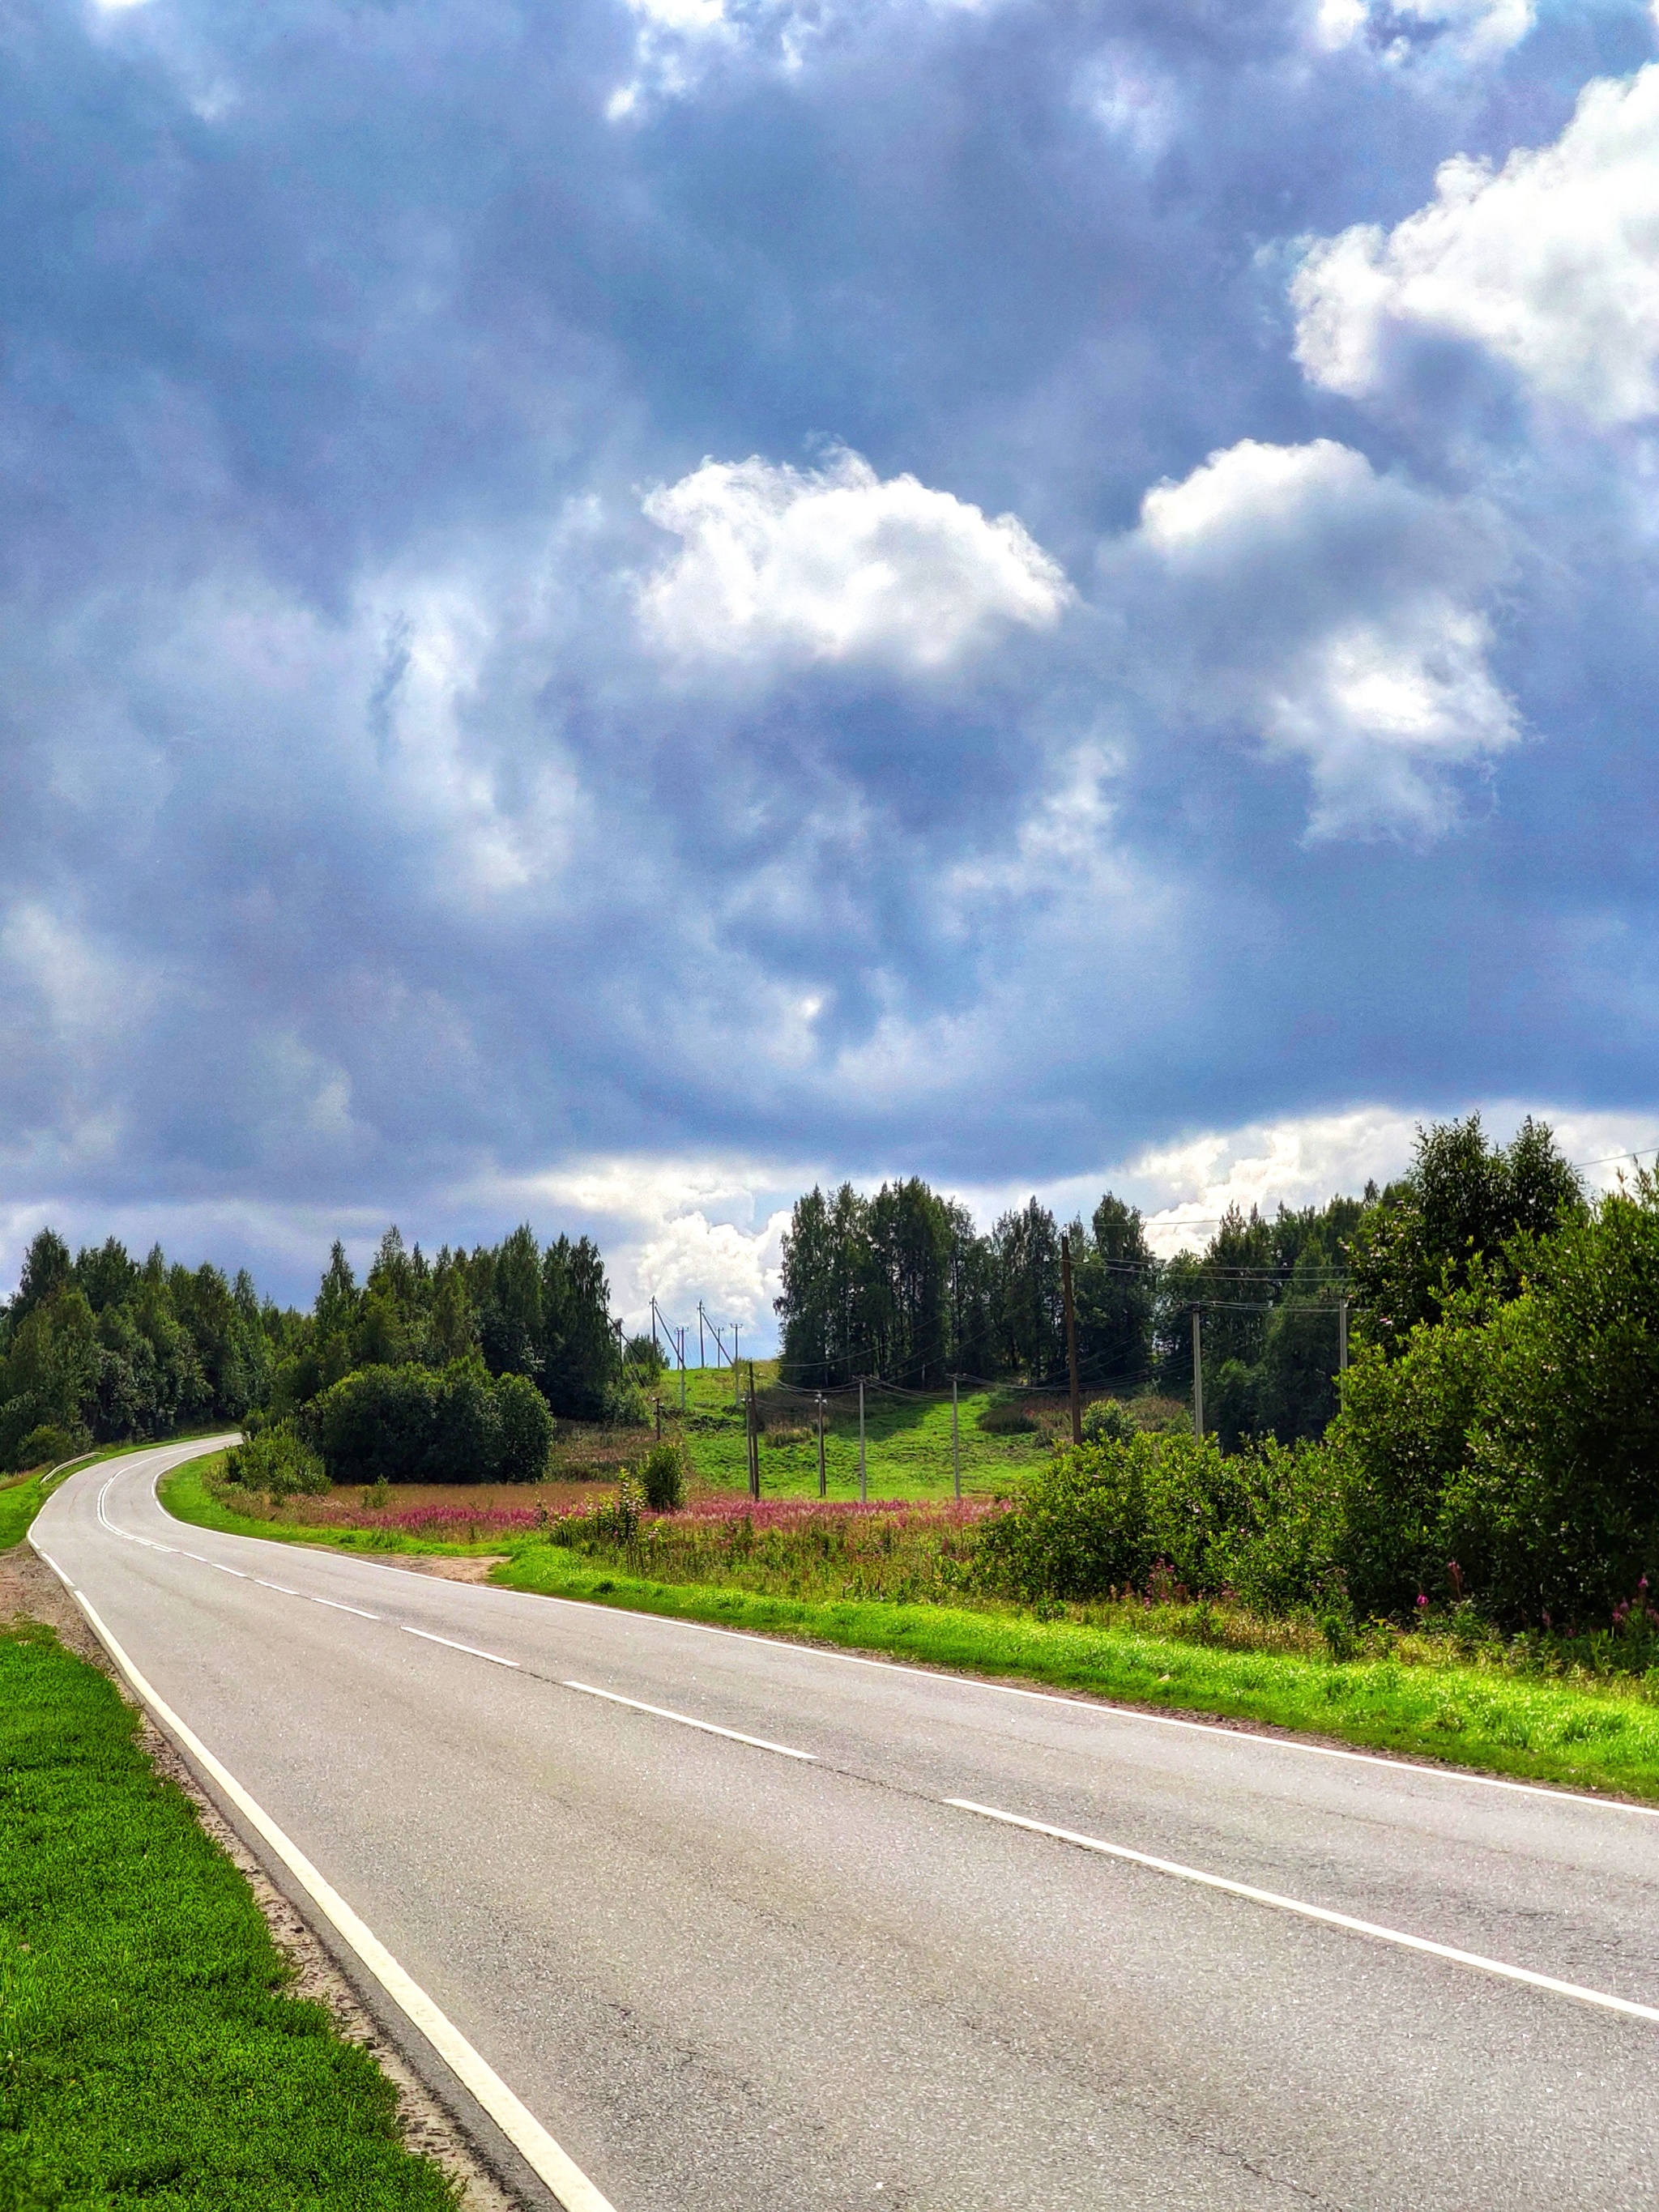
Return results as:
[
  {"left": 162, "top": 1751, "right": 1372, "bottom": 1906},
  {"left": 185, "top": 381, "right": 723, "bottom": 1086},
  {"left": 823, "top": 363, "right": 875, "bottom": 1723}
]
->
[
  {"left": 978, "top": 1428, "right": 1345, "bottom": 1609},
  {"left": 224, "top": 1423, "right": 327, "bottom": 1501},
  {"left": 978, "top": 1434, "right": 1155, "bottom": 1596},
  {"left": 638, "top": 1438, "right": 687, "bottom": 1511},
  {"left": 1081, "top": 1399, "right": 1136, "bottom": 1446},
  {"left": 314, "top": 1365, "right": 439, "bottom": 1486},
  {"left": 313, "top": 1357, "right": 552, "bottom": 1485},
  {"left": 494, "top": 1371, "right": 554, "bottom": 1483},
  {"left": 11, "top": 1421, "right": 87, "bottom": 1473},
  {"left": 601, "top": 1375, "right": 651, "bottom": 1428}
]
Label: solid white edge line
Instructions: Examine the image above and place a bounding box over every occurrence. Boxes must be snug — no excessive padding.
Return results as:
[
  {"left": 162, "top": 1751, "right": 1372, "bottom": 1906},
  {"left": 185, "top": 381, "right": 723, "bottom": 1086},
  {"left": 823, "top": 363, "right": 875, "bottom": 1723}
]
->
[
  {"left": 402, "top": 1626, "right": 521, "bottom": 1669},
  {"left": 34, "top": 1547, "right": 75, "bottom": 1592},
  {"left": 562, "top": 1678, "right": 815, "bottom": 1761},
  {"left": 947, "top": 1798, "right": 1659, "bottom": 2024},
  {"left": 63, "top": 1587, "right": 616, "bottom": 2212}
]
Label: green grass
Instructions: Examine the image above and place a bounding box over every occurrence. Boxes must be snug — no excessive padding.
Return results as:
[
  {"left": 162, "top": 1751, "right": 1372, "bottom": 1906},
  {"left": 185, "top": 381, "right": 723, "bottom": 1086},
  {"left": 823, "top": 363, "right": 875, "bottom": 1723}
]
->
[
  {"left": 0, "top": 1625, "right": 456, "bottom": 2210},
  {"left": 160, "top": 1458, "right": 501, "bottom": 1555},
  {"left": 496, "top": 1544, "right": 1659, "bottom": 1801},
  {"left": 663, "top": 1361, "right": 1051, "bottom": 1498},
  {"left": 0, "top": 1447, "right": 142, "bottom": 1550}
]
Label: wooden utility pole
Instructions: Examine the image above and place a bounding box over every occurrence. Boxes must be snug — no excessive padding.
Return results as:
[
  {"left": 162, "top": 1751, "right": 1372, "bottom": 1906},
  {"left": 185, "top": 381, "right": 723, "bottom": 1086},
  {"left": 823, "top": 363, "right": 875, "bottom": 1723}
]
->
[
  {"left": 858, "top": 1378, "right": 867, "bottom": 1503},
  {"left": 747, "top": 1360, "right": 761, "bottom": 1500},
  {"left": 817, "top": 1392, "right": 827, "bottom": 1498},
  {"left": 951, "top": 1374, "right": 961, "bottom": 1500},
  {"left": 1061, "top": 1234, "right": 1082, "bottom": 1446},
  {"left": 732, "top": 1322, "right": 741, "bottom": 1409},
  {"left": 1338, "top": 1298, "right": 1349, "bottom": 1375}
]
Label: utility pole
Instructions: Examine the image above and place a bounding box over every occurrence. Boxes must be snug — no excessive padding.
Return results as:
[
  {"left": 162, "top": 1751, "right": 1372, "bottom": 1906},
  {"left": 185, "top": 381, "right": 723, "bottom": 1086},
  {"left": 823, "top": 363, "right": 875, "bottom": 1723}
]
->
[
  {"left": 951, "top": 1374, "right": 961, "bottom": 1501},
  {"left": 654, "top": 1396, "right": 662, "bottom": 1440},
  {"left": 817, "top": 1392, "right": 826, "bottom": 1498},
  {"left": 678, "top": 1324, "right": 687, "bottom": 1412},
  {"left": 1338, "top": 1297, "right": 1349, "bottom": 1376},
  {"left": 698, "top": 1302, "right": 706, "bottom": 1373},
  {"left": 1061, "top": 1233, "right": 1082, "bottom": 1447},
  {"left": 747, "top": 1360, "right": 760, "bottom": 1500},
  {"left": 858, "top": 1378, "right": 867, "bottom": 1503},
  {"left": 1192, "top": 1306, "right": 1204, "bottom": 1438},
  {"left": 732, "top": 1321, "right": 741, "bottom": 1410}
]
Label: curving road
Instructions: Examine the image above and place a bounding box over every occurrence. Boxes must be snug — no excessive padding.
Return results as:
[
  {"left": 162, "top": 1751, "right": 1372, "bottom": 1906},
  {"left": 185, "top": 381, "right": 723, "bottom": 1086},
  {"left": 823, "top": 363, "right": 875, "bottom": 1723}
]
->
[{"left": 32, "top": 1443, "right": 1659, "bottom": 2210}]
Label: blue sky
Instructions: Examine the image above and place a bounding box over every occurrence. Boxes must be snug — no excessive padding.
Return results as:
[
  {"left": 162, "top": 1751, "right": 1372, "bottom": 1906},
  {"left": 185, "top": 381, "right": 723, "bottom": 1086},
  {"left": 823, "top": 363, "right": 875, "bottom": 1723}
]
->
[{"left": 3, "top": 0, "right": 1658, "bottom": 1335}]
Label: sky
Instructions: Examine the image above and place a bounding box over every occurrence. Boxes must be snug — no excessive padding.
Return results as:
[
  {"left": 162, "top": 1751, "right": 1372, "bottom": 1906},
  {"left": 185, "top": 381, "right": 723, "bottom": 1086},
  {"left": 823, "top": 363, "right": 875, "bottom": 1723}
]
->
[{"left": 3, "top": 0, "right": 1658, "bottom": 1340}]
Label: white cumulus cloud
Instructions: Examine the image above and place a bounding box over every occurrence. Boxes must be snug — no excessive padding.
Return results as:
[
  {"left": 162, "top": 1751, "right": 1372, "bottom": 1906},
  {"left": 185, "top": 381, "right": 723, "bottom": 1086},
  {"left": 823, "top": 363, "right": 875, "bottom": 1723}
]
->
[
  {"left": 1293, "top": 64, "right": 1659, "bottom": 428},
  {"left": 638, "top": 447, "right": 1072, "bottom": 675},
  {"left": 1128, "top": 438, "right": 1517, "bottom": 839}
]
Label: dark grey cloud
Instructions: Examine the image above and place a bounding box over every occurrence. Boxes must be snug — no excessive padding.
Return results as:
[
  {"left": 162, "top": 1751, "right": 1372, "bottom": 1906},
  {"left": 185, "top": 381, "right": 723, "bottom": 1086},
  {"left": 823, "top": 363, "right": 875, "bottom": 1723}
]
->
[{"left": 2, "top": 0, "right": 1658, "bottom": 1302}]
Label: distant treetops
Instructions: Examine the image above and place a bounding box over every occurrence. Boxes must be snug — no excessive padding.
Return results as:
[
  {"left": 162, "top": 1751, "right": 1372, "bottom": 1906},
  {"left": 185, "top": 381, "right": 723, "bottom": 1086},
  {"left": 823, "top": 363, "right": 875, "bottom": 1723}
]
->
[
  {"left": 0, "top": 1221, "right": 622, "bottom": 1476},
  {"left": 771, "top": 1116, "right": 1592, "bottom": 1453}
]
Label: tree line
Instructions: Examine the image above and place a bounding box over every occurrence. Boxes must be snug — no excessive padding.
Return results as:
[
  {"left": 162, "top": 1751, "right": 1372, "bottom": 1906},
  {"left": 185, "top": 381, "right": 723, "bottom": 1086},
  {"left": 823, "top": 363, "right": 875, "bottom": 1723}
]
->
[
  {"left": 981, "top": 1119, "right": 1657, "bottom": 1630},
  {"left": 774, "top": 1116, "right": 1588, "bottom": 1451},
  {"left": 0, "top": 1219, "right": 624, "bottom": 1476}
]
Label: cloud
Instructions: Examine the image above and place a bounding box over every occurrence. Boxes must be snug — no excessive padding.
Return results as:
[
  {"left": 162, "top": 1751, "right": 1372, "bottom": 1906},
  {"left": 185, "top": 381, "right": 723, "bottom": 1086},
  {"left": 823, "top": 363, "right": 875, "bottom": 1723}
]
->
[
  {"left": 1124, "top": 438, "right": 1519, "bottom": 838},
  {"left": 3, "top": 0, "right": 1659, "bottom": 1323},
  {"left": 1293, "top": 65, "right": 1659, "bottom": 428},
  {"left": 638, "top": 449, "right": 1072, "bottom": 675},
  {"left": 1310, "top": 0, "right": 1534, "bottom": 66}
]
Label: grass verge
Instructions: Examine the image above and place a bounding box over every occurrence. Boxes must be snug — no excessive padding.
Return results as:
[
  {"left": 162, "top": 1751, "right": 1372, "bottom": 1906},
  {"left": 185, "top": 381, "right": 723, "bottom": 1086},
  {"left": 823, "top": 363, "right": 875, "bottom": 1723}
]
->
[
  {"left": 0, "top": 1623, "right": 456, "bottom": 2210},
  {"left": 496, "top": 1542, "right": 1659, "bottom": 1801},
  {"left": 0, "top": 1446, "right": 145, "bottom": 1550},
  {"left": 160, "top": 1457, "right": 499, "bottom": 1556}
]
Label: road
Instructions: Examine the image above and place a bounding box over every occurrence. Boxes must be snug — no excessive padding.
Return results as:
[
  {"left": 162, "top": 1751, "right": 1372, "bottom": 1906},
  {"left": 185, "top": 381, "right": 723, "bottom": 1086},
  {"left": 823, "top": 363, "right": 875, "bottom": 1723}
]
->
[{"left": 32, "top": 1441, "right": 1659, "bottom": 2210}]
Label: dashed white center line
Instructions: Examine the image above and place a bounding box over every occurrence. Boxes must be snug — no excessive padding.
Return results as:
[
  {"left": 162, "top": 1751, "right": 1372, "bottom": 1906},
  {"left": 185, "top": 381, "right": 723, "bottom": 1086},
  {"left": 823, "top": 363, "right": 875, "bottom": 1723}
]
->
[
  {"left": 401, "top": 1626, "right": 520, "bottom": 1669},
  {"left": 255, "top": 1579, "right": 300, "bottom": 1595},
  {"left": 211, "top": 1563, "right": 248, "bottom": 1578},
  {"left": 948, "top": 1799, "right": 1659, "bottom": 2024},
  {"left": 563, "top": 1679, "right": 817, "bottom": 1761},
  {"left": 309, "top": 1596, "right": 380, "bottom": 1620}
]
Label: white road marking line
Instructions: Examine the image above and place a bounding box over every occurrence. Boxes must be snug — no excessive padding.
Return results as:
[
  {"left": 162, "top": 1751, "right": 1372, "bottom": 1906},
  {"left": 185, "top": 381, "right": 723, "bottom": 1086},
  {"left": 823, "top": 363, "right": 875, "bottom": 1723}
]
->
[
  {"left": 563, "top": 1679, "right": 816, "bottom": 1761},
  {"left": 948, "top": 1798, "right": 1659, "bottom": 2024},
  {"left": 65, "top": 1591, "right": 616, "bottom": 2212},
  {"left": 34, "top": 1548, "right": 75, "bottom": 1591},
  {"left": 122, "top": 1456, "right": 1651, "bottom": 1827},
  {"left": 211, "top": 1563, "right": 249, "bottom": 1578},
  {"left": 255, "top": 1579, "right": 300, "bottom": 1595},
  {"left": 309, "top": 1596, "right": 380, "bottom": 1620},
  {"left": 402, "top": 1626, "right": 520, "bottom": 1669},
  {"left": 541, "top": 1596, "right": 1659, "bottom": 1821}
]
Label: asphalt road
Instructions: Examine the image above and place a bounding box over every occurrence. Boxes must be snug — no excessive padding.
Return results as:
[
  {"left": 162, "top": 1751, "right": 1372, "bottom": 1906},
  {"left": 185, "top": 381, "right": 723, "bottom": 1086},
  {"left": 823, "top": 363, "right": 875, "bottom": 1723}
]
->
[{"left": 32, "top": 1442, "right": 1659, "bottom": 2211}]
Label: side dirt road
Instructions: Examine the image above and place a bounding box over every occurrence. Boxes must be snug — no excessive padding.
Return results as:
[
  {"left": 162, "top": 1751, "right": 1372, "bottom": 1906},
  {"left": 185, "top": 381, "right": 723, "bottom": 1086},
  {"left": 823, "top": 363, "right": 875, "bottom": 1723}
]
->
[{"left": 0, "top": 1543, "right": 518, "bottom": 2212}]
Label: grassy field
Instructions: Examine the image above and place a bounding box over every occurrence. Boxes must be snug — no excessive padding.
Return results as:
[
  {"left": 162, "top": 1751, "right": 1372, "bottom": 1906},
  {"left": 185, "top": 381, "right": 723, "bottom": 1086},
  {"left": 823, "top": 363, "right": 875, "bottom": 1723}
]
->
[
  {"left": 161, "top": 1457, "right": 514, "bottom": 1555},
  {"left": 498, "top": 1543, "right": 1659, "bottom": 1800},
  {"left": 0, "top": 1624, "right": 456, "bottom": 2210},
  {"left": 631, "top": 1359, "right": 1056, "bottom": 1498}
]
